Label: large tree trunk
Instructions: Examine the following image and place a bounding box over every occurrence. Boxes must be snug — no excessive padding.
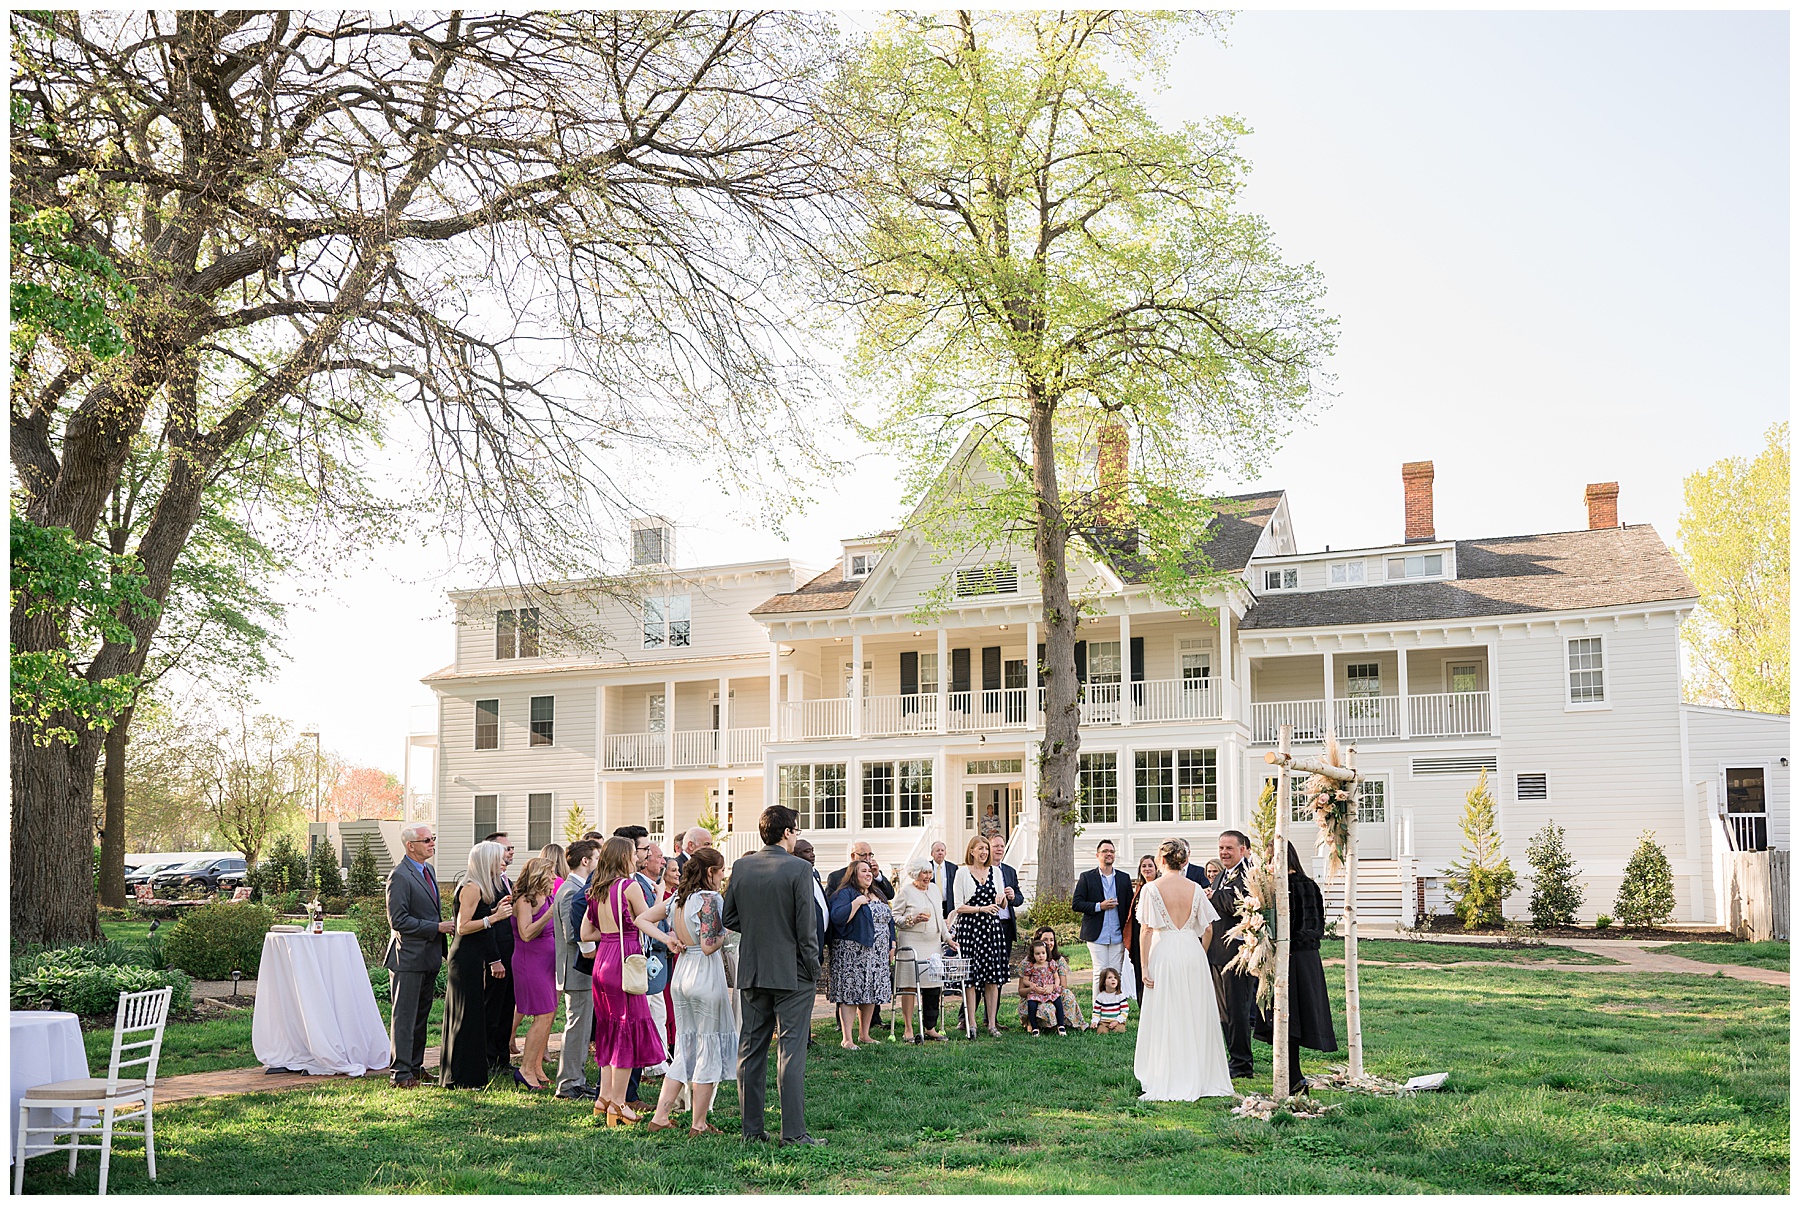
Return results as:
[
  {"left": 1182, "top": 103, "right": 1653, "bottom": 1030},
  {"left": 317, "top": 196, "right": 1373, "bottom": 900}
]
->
[
  {"left": 1029, "top": 399, "right": 1081, "bottom": 905},
  {"left": 11, "top": 723, "right": 104, "bottom": 945},
  {"left": 99, "top": 714, "right": 131, "bottom": 908}
]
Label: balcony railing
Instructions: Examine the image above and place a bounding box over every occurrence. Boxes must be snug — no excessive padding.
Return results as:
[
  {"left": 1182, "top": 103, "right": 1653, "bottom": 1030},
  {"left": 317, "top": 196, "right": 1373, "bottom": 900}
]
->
[
  {"left": 603, "top": 727, "right": 769, "bottom": 770},
  {"left": 773, "top": 678, "right": 1226, "bottom": 741},
  {"left": 864, "top": 693, "right": 941, "bottom": 737},
  {"left": 1409, "top": 691, "right": 1491, "bottom": 737},
  {"left": 947, "top": 688, "right": 1034, "bottom": 732},
  {"left": 1252, "top": 691, "right": 1493, "bottom": 743},
  {"left": 1133, "top": 677, "right": 1221, "bottom": 723}
]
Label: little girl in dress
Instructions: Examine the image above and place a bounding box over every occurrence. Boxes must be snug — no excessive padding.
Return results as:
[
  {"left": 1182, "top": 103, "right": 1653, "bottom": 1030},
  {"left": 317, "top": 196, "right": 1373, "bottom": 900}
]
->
[
  {"left": 1017, "top": 942, "right": 1070, "bottom": 1034},
  {"left": 1090, "top": 966, "right": 1131, "bottom": 1033}
]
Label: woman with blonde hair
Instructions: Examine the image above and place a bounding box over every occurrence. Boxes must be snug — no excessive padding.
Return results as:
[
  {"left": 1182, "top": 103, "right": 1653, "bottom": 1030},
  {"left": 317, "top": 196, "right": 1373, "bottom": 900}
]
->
[
  {"left": 581, "top": 835, "right": 670, "bottom": 1124},
  {"left": 541, "top": 843, "right": 570, "bottom": 891},
  {"left": 441, "top": 841, "right": 516, "bottom": 1088},
  {"left": 952, "top": 835, "right": 1008, "bottom": 1037},
  {"left": 507, "top": 856, "right": 560, "bottom": 1089}
]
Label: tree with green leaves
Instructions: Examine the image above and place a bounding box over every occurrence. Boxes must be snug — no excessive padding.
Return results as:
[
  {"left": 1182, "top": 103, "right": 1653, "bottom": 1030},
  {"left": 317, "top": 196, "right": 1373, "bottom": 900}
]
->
[
  {"left": 10, "top": 11, "right": 849, "bottom": 943},
  {"left": 1525, "top": 819, "right": 1584, "bottom": 929},
  {"left": 1613, "top": 830, "right": 1675, "bottom": 928},
  {"left": 1444, "top": 770, "right": 1517, "bottom": 929},
  {"left": 824, "top": 11, "right": 1334, "bottom": 898},
  {"left": 562, "top": 800, "right": 593, "bottom": 847},
  {"left": 348, "top": 835, "right": 383, "bottom": 899},
  {"left": 1677, "top": 422, "right": 1788, "bottom": 715},
  {"left": 204, "top": 709, "right": 310, "bottom": 873}
]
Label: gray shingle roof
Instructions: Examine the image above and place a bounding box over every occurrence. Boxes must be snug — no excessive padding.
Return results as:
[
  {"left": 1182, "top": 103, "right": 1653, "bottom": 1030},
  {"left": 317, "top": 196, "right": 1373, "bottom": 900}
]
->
[
  {"left": 1239, "top": 525, "right": 1695, "bottom": 630},
  {"left": 751, "top": 563, "right": 860, "bottom": 615}
]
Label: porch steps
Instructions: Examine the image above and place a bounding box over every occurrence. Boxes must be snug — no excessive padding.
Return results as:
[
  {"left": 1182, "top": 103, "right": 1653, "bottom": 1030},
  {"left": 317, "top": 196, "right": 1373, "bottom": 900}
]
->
[
  {"left": 338, "top": 820, "right": 398, "bottom": 881},
  {"left": 1318, "top": 858, "right": 1406, "bottom": 926}
]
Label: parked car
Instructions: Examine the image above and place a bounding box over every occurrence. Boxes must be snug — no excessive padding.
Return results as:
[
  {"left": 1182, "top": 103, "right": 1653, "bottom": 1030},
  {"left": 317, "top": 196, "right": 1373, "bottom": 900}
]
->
[
  {"left": 124, "top": 856, "right": 196, "bottom": 888},
  {"left": 148, "top": 856, "right": 247, "bottom": 895}
]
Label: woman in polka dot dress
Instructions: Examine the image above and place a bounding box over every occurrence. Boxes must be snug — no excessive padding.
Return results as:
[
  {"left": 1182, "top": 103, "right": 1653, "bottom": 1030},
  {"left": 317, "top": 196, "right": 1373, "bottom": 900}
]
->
[{"left": 953, "top": 835, "right": 1009, "bottom": 1037}]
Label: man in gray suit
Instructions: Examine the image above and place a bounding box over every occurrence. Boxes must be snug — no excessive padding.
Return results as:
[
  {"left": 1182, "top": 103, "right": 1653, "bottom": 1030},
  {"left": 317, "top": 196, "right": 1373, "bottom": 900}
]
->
[
  {"left": 721, "top": 805, "right": 824, "bottom": 1147},
  {"left": 552, "top": 838, "right": 601, "bottom": 1100},
  {"left": 383, "top": 823, "right": 453, "bottom": 1088}
]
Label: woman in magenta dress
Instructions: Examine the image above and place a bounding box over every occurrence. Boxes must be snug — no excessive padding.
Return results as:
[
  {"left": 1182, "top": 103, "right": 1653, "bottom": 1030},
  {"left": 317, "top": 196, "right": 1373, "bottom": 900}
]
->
[
  {"left": 507, "top": 856, "right": 559, "bottom": 1089},
  {"left": 580, "top": 835, "right": 671, "bottom": 1126}
]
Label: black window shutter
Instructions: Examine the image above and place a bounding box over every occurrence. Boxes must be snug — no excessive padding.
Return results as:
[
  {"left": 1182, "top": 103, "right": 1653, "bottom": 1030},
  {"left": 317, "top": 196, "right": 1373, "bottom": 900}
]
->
[
  {"left": 900, "top": 651, "right": 919, "bottom": 695},
  {"left": 982, "top": 646, "right": 1002, "bottom": 692},
  {"left": 950, "top": 647, "right": 971, "bottom": 693},
  {"left": 1130, "top": 636, "right": 1145, "bottom": 682},
  {"left": 1074, "top": 640, "right": 1087, "bottom": 683},
  {"left": 1037, "top": 643, "right": 1046, "bottom": 674}
]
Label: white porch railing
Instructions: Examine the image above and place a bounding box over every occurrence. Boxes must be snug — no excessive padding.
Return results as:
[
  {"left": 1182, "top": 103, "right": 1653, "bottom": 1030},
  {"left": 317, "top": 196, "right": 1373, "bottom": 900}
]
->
[
  {"left": 720, "top": 828, "right": 762, "bottom": 867},
  {"left": 864, "top": 693, "right": 941, "bottom": 737},
  {"left": 1080, "top": 681, "right": 1123, "bottom": 725},
  {"left": 604, "top": 728, "right": 768, "bottom": 770},
  {"left": 1333, "top": 695, "right": 1401, "bottom": 741},
  {"left": 946, "top": 688, "right": 1033, "bottom": 732},
  {"left": 1251, "top": 699, "right": 1327, "bottom": 744},
  {"left": 781, "top": 698, "right": 854, "bottom": 740},
  {"left": 1409, "top": 691, "right": 1492, "bottom": 737},
  {"left": 1131, "top": 678, "right": 1221, "bottom": 723}
]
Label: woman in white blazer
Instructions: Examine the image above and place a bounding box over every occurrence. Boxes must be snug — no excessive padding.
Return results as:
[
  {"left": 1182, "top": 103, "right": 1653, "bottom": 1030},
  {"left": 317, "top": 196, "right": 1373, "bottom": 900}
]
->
[{"left": 893, "top": 858, "right": 958, "bottom": 1042}]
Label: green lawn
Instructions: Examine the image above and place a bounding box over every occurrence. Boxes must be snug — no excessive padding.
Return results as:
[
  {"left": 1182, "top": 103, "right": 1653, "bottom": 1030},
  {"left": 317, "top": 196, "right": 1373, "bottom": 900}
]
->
[
  {"left": 1649, "top": 941, "right": 1789, "bottom": 971},
  {"left": 1322, "top": 938, "right": 1620, "bottom": 966},
  {"left": 26, "top": 965, "right": 1787, "bottom": 1194}
]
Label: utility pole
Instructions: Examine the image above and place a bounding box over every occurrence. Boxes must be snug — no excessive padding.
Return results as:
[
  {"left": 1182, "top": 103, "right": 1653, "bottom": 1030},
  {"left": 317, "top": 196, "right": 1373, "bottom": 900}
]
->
[{"left": 299, "top": 730, "right": 322, "bottom": 821}]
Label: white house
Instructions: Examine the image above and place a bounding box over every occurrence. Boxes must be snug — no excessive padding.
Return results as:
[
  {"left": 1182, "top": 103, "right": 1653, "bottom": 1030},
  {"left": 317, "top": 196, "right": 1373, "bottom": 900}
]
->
[{"left": 424, "top": 448, "right": 1787, "bottom": 926}]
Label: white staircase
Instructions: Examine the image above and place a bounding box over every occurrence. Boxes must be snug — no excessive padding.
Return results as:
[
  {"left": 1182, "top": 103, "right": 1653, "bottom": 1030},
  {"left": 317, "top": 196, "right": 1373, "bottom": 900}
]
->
[{"left": 1317, "top": 859, "right": 1406, "bottom": 927}]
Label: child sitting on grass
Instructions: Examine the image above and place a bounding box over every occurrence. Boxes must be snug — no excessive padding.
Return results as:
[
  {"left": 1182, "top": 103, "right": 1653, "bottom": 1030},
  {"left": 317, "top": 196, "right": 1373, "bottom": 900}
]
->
[
  {"left": 1090, "top": 966, "right": 1130, "bottom": 1032},
  {"left": 1017, "top": 941, "right": 1070, "bottom": 1035}
]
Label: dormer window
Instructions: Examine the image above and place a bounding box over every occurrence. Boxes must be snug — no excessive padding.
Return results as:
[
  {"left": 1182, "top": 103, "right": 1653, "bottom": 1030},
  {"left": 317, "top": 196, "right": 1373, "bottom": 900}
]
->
[
  {"left": 496, "top": 607, "right": 540, "bottom": 659},
  {"left": 954, "top": 563, "right": 1019, "bottom": 598},
  {"left": 1329, "top": 560, "right": 1366, "bottom": 585},
  {"left": 1262, "top": 567, "right": 1298, "bottom": 591},
  {"left": 1386, "top": 553, "right": 1443, "bottom": 580},
  {"left": 847, "top": 551, "right": 880, "bottom": 580}
]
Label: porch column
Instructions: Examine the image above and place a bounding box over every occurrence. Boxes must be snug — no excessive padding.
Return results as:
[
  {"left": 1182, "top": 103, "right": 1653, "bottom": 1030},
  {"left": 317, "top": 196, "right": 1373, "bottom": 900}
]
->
[
  {"left": 936, "top": 626, "right": 950, "bottom": 734},
  {"left": 1222, "top": 733, "right": 1242, "bottom": 829},
  {"left": 769, "top": 641, "right": 781, "bottom": 740},
  {"left": 1218, "top": 606, "right": 1235, "bottom": 722},
  {"left": 1026, "top": 620, "right": 1040, "bottom": 730},
  {"left": 1118, "top": 609, "right": 1133, "bottom": 726},
  {"left": 1396, "top": 646, "right": 1411, "bottom": 739},
  {"left": 664, "top": 678, "right": 676, "bottom": 769},
  {"left": 1485, "top": 638, "right": 1502, "bottom": 736},
  {"left": 851, "top": 633, "right": 864, "bottom": 738},
  {"left": 1322, "top": 650, "right": 1335, "bottom": 740},
  {"left": 717, "top": 674, "right": 730, "bottom": 767},
  {"left": 596, "top": 682, "right": 608, "bottom": 773}
]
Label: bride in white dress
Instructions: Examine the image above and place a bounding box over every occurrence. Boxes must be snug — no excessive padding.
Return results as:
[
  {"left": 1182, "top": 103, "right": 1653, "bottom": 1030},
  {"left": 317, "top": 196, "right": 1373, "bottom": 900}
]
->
[{"left": 1133, "top": 838, "right": 1235, "bottom": 1100}]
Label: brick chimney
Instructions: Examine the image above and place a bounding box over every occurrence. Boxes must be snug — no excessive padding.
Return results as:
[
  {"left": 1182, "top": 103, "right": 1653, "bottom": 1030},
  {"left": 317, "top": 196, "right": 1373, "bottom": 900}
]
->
[
  {"left": 1585, "top": 481, "right": 1619, "bottom": 530},
  {"left": 1098, "top": 421, "right": 1129, "bottom": 526},
  {"left": 1401, "top": 460, "right": 1434, "bottom": 543}
]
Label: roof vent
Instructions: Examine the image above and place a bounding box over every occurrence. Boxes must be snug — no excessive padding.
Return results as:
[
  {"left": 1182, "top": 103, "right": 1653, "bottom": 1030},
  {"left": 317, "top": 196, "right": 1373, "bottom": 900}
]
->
[{"left": 630, "top": 517, "right": 674, "bottom": 568}]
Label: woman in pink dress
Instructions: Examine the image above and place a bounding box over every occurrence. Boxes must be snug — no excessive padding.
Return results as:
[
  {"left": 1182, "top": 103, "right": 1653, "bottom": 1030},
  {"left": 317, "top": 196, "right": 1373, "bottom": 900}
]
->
[
  {"left": 507, "top": 856, "right": 559, "bottom": 1089},
  {"left": 580, "top": 836, "right": 674, "bottom": 1125}
]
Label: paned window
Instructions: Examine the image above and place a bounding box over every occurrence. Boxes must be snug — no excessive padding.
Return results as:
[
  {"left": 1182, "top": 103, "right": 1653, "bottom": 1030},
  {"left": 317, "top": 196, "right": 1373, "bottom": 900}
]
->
[
  {"left": 1357, "top": 778, "right": 1386, "bottom": 825},
  {"left": 1087, "top": 641, "right": 1122, "bottom": 685},
  {"left": 1449, "top": 663, "right": 1481, "bottom": 693},
  {"left": 529, "top": 695, "right": 554, "bottom": 746},
  {"left": 1263, "top": 567, "right": 1299, "bottom": 590},
  {"left": 862, "top": 762, "right": 895, "bottom": 828},
  {"left": 965, "top": 759, "right": 1023, "bottom": 776},
  {"left": 473, "top": 794, "right": 498, "bottom": 843},
  {"left": 1135, "top": 750, "right": 1174, "bottom": 822},
  {"left": 1079, "top": 752, "right": 1119, "bottom": 824},
  {"left": 647, "top": 790, "right": 665, "bottom": 840},
  {"left": 779, "top": 764, "right": 846, "bottom": 830},
  {"left": 1178, "top": 749, "right": 1218, "bottom": 822},
  {"left": 1330, "top": 561, "right": 1367, "bottom": 585},
  {"left": 1345, "top": 663, "right": 1381, "bottom": 697},
  {"left": 898, "top": 760, "right": 931, "bottom": 828},
  {"left": 642, "top": 595, "right": 692, "bottom": 648},
  {"left": 920, "top": 652, "right": 939, "bottom": 694},
  {"left": 474, "top": 699, "right": 499, "bottom": 750},
  {"left": 527, "top": 793, "right": 553, "bottom": 849},
  {"left": 647, "top": 692, "right": 666, "bottom": 732},
  {"left": 495, "top": 607, "right": 540, "bottom": 659},
  {"left": 1385, "top": 553, "right": 1443, "bottom": 580},
  {"left": 1567, "top": 637, "right": 1605, "bottom": 703}
]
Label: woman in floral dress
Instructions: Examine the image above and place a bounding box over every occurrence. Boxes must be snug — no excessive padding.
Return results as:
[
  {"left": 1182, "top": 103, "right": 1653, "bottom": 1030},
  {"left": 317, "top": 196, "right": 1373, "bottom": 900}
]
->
[{"left": 827, "top": 859, "right": 896, "bottom": 1049}]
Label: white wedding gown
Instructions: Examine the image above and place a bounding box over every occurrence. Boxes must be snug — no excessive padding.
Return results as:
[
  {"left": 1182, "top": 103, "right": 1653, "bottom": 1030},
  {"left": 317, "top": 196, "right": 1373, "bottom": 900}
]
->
[{"left": 1132, "top": 878, "right": 1235, "bottom": 1100}]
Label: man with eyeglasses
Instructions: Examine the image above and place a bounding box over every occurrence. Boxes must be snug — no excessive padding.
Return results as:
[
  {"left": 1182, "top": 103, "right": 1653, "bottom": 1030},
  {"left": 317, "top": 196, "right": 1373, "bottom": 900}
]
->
[{"left": 383, "top": 823, "right": 454, "bottom": 1088}]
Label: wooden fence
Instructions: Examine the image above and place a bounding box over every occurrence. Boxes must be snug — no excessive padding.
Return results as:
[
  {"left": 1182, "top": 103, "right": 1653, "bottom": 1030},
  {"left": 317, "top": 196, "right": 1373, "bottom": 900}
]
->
[{"left": 1726, "top": 850, "right": 1789, "bottom": 942}]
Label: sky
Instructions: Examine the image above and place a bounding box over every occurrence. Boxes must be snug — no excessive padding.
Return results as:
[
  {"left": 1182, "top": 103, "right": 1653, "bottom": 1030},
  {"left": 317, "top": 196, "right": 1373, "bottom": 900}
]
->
[{"left": 251, "top": 8, "right": 1789, "bottom": 782}]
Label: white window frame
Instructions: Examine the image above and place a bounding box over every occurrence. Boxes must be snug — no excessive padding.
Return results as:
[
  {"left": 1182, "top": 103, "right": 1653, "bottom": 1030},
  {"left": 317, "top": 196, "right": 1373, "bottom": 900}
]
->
[
  {"left": 474, "top": 698, "right": 500, "bottom": 751},
  {"left": 529, "top": 695, "right": 555, "bottom": 747},
  {"left": 1329, "top": 560, "right": 1367, "bottom": 586},
  {"left": 1177, "top": 636, "right": 1212, "bottom": 680},
  {"left": 641, "top": 594, "right": 692, "bottom": 649},
  {"left": 1262, "top": 566, "right": 1299, "bottom": 591},
  {"left": 846, "top": 550, "right": 880, "bottom": 579},
  {"left": 1446, "top": 661, "right": 1483, "bottom": 693},
  {"left": 1356, "top": 774, "right": 1388, "bottom": 826},
  {"left": 1565, "top": 634, "right": 1609, "bottom": 710},
  {"left": 1344, "top": 662, "right": 1382, "bottom": 698},
  {"left": 646, "top": 789, "right": 665, "bottom": 840},
  {"left": 1087, "top": 640, "right": 1123, "bottom": 686},
  {"left": 1385, "top": 553, "right": 1445, "bottom": 581}
]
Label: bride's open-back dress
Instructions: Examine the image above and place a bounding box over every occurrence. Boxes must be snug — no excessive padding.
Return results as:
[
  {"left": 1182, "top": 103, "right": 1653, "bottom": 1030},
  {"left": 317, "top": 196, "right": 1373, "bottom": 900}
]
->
[{"left": 1132, "top": 877, "right": 1235, "bottom": 1100}]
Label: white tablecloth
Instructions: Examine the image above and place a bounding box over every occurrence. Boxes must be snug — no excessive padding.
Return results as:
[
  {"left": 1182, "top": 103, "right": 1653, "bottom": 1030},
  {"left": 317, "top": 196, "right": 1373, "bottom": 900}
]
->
[
  {"left": 251, "top": 932, "right": 390, "bottom": 1076},
  {"left": 10, "top": 1011, "right": 90, "bottom": 1163}
]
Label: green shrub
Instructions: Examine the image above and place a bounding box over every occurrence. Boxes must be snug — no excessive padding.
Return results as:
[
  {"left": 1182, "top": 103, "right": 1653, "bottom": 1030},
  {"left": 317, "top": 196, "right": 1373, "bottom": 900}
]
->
[
  {"left": 348, "top": 897, "right": 391, "bottom": 965},
  {"left": 348, "top": 835, "right": 383, "bottom": 898},
  {"left": 1445, "top": 770, "right": 1517, "bottom": 928},
  {"left": 1526, "top": 819, "right": 1585, "bottom": 928},
  {"left": 1595, "top": 914, "right": 1613, "bottom": 930},
  {"left": 11, "top": 947, "right": 191, "bottom": 1015},
  {"left": 1020, "top": 894, "right": 1079, "bottom": 933},
  {"left": 310, "top": 843, "right": 345, "bottom": 898},
  {"left": 256, "top": 832, "right": 310, "bottom": 898},
  {"left": 267, "top": 890, "right": 303, "bottom": 915},
  {"left": 323, "top": 895, "right": 350, "bottom": 915},
  {"left": 163, "top": 902, "right": 276, "bottom": 979},
  {"left": 1613, "top": 831, "right": 1675, "bottom": 928}
]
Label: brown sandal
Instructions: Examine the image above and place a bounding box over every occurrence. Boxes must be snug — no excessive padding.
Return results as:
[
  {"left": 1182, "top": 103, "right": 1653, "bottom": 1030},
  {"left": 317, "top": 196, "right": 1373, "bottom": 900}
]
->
[{"left": 688, "top": 1122, "right": 725, "bottom": 1136}]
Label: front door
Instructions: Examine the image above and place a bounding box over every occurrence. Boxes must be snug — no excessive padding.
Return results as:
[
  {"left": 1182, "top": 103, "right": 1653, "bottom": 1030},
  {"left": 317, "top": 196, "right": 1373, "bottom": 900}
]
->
[
  {"left": 1355, "top": 777, "right": 1392, "bottom": 859},
  {"left": 979, "top": 784, "right": 1009, "bottom": 839},
  {"left": 1724, "top": 767, "right": 1769, "bottom": 851}
]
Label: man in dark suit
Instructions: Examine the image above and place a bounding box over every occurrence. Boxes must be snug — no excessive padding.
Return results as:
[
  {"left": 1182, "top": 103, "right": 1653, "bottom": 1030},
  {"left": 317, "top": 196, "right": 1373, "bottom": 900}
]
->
[
  {"left": 383, "top": 823, "right": 453, "bottom": 1089},
  {"left": 552, "top": 839, "right": 600, "bottom": 1100},
  {"left": 722, "top": 805, "right": 825, "bottom": 1148},
  {"left": 480, "top": 831, "right": 517, "bottom": 1074},
  {"left": 1209, "top": 829, "right": 1258, "bottom": 1079},
  {"left": 1180, "top": 839, "right": 1212, "bottom": 890},
  {"left": 825, "top": 840, "right": 893, "bottom": 901},
  {"left": 1072, "top": 839, "right": 1130, "bottom": 997},
  {"left": 791, "top": 840, "right": 830, "bottom": 1052},
  {"left": 929, "top": 841, "right": 954, "bottom": 919}
]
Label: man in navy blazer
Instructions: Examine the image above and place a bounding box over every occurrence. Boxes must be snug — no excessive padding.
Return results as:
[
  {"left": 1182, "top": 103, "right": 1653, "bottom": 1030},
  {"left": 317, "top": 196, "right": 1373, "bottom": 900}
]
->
[{"left": 986, "top": 834, "right": 1027, "bottom": 950}]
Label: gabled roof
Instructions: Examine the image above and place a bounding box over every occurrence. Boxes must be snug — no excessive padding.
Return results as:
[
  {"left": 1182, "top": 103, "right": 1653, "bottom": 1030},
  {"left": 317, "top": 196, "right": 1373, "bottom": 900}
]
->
[
  {"left": 1239, "top": 525, "right": 1696, "bottom": 630},
  {"left": 1084, "top": 490, "right": 1284, "bottom": 584},
  {"left": 750, "top": 563, "right": 861, "bottom": 616}
]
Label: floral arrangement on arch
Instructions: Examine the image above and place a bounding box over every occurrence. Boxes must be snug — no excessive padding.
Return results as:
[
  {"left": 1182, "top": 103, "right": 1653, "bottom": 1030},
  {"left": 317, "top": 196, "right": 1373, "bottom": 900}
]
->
[{"left": 1307, "top": 735, "right": 1355, "bottom": 877}]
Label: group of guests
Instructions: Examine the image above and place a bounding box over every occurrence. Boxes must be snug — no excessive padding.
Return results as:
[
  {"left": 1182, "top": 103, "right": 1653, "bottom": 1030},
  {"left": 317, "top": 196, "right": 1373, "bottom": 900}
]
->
[{"left": 383, "top": 821, "right": 739, "bottom": 1133}]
